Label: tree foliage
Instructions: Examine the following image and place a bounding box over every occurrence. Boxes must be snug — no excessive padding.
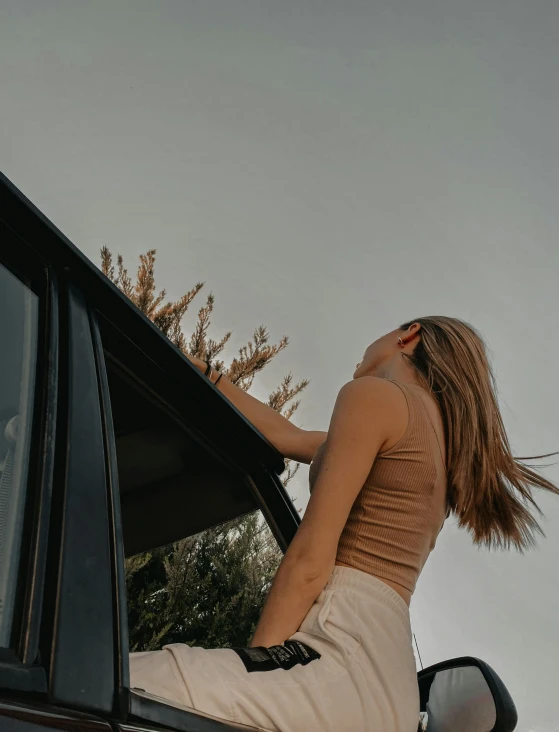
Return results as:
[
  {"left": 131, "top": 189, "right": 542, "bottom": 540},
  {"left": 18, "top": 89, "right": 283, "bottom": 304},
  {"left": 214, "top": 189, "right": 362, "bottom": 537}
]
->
[
  {"left": 125, "top": 513, "right": 281, "bottom": 651},
  {"left": 100, "top": 247, "right": 308, "bottom": 651}
]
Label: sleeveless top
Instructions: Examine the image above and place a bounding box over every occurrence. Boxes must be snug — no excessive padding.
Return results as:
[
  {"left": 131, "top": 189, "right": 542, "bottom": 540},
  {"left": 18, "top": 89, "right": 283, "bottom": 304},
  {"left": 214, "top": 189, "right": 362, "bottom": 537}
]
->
[{"left": 308, "top": 380, "right": 448, "bottom": 595}]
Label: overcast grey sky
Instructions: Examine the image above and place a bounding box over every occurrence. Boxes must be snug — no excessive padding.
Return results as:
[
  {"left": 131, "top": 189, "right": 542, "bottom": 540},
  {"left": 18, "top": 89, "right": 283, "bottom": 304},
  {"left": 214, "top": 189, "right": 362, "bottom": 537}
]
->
[{"left": 2, "top": 1, "right": 558, "bottom": 729}]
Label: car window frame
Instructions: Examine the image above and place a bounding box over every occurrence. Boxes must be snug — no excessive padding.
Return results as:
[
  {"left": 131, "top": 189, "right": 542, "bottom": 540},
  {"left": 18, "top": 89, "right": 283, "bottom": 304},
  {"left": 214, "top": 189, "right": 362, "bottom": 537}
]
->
[
  {"left": 38, "top": 281, "right": 116, "bottom": 714},
  {"left": 90, "top": 312, "right": 131, "bottom": 715}
]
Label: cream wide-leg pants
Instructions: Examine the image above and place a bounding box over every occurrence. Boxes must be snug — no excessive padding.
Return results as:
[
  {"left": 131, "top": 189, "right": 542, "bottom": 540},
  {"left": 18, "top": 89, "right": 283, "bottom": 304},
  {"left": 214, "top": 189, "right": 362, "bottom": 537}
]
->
[{"left": 130, "top": 566, "right": 420, "bottom": 731}]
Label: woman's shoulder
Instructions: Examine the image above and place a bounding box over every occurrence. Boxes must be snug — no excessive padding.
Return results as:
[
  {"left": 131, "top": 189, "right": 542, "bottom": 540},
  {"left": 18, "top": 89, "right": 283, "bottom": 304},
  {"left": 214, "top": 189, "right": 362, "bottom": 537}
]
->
[
  {"left": 337, "top": 375, "right": 409, "bottom": 406},
  {"left": 332, "top": 377, "right": 411, "bottom": 455}
]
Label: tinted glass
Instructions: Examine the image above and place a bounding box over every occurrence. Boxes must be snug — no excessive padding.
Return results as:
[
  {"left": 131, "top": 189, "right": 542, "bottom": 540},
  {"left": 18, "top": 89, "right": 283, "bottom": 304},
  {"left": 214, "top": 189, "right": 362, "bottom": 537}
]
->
[
  {"left": 126, "top": 510, "right": 282, "bottom": 653},
  {"left": 0, "top": 263, "right": 39, "bottom": 647}
]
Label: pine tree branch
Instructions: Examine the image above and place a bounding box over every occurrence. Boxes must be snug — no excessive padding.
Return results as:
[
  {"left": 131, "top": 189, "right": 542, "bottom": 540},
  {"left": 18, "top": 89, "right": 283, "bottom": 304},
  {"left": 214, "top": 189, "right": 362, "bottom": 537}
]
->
[
  {"left": 101, "top": 246, "right": 115, "bottom": 282},
  {"left": 116, "top": 254, "right": 134, "bottom": 298},
  {"left": 267, "top": 373, "right": 310, "bottom": 416}
]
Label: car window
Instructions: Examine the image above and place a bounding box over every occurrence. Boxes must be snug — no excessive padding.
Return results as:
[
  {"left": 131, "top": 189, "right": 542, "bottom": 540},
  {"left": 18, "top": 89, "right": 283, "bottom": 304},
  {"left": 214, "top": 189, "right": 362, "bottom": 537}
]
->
[
  {"left": 99, "top": 330, "right": 284, "bottom": 656},
  {"left": 0, "top": 263, "right": 39, "bottom": 647}
]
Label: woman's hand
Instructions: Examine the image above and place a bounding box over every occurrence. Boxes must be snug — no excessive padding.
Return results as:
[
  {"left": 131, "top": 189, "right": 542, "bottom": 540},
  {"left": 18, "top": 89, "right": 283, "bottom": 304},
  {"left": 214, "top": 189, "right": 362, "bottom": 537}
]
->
[
  {"left": 183, "top": 354, "right": 324, "bottom": 464},
  {"left": 249, "top": 558, "right": 329, "bottom": 648}
]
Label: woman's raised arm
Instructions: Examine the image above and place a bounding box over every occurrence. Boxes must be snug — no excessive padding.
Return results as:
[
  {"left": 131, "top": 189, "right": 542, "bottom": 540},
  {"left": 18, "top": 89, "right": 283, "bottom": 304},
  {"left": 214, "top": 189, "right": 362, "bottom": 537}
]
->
[{"left": 185, "top": 354, "right": 326, "bottom": 463}]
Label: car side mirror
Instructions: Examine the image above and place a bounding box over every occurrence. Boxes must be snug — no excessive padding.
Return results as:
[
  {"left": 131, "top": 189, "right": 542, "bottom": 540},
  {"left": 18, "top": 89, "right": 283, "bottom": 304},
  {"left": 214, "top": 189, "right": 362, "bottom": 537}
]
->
[{"left": 417, "top": 657, "right": 518, "bottom": 732}]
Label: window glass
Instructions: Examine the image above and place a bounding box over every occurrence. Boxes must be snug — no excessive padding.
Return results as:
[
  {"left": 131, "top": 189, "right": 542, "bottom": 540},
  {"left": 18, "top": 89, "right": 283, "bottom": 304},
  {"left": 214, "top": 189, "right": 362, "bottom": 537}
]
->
[
  {"left": 0, "top": 263, "right": 39, "bottom": 647},
  {"left": 125, "top": 510, "right": 282, "bottom": 652}
]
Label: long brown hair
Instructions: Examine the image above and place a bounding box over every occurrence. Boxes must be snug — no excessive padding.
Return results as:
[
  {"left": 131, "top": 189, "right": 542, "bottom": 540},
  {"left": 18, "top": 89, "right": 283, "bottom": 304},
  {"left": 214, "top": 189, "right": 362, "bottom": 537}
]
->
[{"left": 399, "top": 316, "right": 559, "bottom": 551}]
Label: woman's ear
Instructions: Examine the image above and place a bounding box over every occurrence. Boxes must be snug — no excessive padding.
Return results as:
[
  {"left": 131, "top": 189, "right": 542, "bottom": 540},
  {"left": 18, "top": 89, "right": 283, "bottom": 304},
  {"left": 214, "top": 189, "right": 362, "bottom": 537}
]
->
[{"left": 405, "top": 322, "right": 422, "bottom": 341}]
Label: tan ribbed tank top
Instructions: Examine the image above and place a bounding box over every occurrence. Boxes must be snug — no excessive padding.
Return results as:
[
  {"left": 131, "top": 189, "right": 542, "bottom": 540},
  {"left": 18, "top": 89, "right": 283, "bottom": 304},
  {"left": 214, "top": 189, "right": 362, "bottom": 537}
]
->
[{"left": 308, "top": 379, "right": 448, "bottom": 595}]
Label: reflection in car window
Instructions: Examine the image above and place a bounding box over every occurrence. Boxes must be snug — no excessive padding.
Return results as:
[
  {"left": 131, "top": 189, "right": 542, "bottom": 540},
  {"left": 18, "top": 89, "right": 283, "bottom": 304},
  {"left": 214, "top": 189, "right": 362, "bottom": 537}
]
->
[{"left": 0, "top": 263, "right": 38, "bottom": 647}]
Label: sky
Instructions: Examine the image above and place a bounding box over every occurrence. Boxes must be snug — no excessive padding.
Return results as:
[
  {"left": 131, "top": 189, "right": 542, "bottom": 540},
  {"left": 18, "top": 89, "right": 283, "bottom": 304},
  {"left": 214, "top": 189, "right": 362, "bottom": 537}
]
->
[{"left": 1, "top": 1, "right": 558, "bottom": 729}]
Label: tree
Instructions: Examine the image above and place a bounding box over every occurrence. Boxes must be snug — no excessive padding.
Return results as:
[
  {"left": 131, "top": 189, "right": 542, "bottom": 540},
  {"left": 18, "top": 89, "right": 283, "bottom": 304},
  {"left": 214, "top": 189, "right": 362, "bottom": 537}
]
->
[{"left": 101, "top": 248, "right": 309, "bottom": 651}]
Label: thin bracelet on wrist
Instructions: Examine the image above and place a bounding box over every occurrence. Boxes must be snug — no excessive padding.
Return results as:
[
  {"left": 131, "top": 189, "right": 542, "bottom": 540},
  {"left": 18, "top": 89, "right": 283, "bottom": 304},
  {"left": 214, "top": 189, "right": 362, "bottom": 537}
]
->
[{"left": 204, "top": 360, "right": 223, "bottom": 388}]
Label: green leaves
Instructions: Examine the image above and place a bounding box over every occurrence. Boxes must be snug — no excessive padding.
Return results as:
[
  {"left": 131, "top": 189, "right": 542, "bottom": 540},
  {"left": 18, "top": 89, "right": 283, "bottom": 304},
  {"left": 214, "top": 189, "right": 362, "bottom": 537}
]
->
[{"left": 125, "top": 513, "right": 282, "bottom": 651}]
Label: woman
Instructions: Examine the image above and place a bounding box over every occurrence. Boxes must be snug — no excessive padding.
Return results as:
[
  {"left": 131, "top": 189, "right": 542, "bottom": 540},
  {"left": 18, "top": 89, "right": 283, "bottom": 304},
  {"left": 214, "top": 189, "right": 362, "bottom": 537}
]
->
[{"left": 130, "top": 316, "right": 558, "bottom": 731}]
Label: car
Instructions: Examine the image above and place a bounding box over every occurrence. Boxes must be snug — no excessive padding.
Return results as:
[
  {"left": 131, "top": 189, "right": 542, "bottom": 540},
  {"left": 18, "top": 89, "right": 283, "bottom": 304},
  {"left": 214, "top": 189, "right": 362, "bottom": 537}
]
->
[{"left": 0, "top": 171, "right": 518, "bottom": 731}]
